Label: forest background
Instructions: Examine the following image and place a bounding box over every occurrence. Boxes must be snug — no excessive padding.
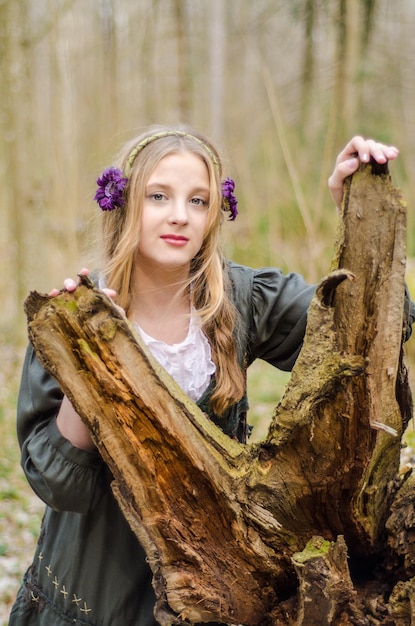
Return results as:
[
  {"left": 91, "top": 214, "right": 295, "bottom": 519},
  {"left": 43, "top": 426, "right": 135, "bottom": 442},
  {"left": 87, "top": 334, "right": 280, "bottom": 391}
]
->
[{"left": 2, "top": 0, "right": 415, "bottom": 621}]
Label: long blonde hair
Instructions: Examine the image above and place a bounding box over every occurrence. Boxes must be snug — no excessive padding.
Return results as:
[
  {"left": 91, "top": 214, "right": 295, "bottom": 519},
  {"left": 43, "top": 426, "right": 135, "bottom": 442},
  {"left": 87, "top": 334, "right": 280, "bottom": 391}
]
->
[{"left": 99, "top": 125, "right": 245, "bottom": 415}]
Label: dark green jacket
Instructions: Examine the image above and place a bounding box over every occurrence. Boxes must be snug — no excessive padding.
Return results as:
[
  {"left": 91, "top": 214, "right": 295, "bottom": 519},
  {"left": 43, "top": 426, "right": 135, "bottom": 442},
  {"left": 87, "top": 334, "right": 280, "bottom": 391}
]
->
[{"left": 9, "top": 262, "right": 315, "bottom": 626}]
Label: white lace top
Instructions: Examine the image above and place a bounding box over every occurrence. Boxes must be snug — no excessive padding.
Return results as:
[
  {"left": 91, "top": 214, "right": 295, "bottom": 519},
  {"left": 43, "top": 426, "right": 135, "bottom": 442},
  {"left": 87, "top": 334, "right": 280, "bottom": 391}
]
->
[{"left": 134, "top": 314, "right": 216, "bottom": 401}]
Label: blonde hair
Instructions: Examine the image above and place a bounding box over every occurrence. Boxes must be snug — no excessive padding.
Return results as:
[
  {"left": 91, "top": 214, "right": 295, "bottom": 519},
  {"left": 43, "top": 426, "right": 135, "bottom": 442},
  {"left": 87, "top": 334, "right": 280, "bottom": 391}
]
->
[{"left": 99, "top": 125, "right": 245, "bottom": 415}]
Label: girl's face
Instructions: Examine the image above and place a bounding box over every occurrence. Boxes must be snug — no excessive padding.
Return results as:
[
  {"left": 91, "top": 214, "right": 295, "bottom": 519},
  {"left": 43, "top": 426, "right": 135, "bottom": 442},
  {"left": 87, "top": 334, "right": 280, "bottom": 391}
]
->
[{"left": 136, "top": 151, "right": 211, "bottom": 274}]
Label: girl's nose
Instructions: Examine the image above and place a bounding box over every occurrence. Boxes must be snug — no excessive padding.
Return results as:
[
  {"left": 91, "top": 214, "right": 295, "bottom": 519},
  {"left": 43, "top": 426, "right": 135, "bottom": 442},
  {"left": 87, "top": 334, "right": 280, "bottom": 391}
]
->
[{"left": 168, "top": 200, "right": 189, "bottom": 224}]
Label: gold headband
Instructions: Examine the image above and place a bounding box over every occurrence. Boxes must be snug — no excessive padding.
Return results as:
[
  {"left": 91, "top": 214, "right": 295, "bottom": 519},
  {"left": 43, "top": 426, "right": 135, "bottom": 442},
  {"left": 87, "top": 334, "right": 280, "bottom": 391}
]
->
[{"left": 123, "top": 130, "right": 220, "bottom": 177}]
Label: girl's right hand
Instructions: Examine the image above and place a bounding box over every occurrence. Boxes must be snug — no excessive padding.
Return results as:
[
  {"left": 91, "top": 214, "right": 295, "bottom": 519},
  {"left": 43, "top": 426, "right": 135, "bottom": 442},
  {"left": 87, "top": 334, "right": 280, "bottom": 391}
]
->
[
  {"left": 50, "top": 267, "right": 104, "bottom": 452},
  {"left": 50, "top": 268, "right": 118, "bottom": 451},
  {"left": 49, "top": 267, "right": 117, "bottom": 299}
]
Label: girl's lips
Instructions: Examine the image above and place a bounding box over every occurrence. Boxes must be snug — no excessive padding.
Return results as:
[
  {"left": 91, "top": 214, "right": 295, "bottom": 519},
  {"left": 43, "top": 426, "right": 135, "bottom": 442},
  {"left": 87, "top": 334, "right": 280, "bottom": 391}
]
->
[{"left": 160, "top": 234, "right": 189, "bottom": 246}]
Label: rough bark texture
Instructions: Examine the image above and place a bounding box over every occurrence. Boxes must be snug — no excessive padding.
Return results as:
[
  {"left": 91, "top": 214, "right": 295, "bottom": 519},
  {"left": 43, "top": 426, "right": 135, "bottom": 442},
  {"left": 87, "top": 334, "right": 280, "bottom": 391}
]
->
[{"left": 24, "top": 162, "right": 415, "bottom": 625}]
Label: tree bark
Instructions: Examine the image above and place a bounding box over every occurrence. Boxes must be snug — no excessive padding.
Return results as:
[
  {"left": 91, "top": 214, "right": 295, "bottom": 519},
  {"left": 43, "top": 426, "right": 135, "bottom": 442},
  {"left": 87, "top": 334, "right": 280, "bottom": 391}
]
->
[{"left": 24, "top": 162, "right": 414, "bottom": 625}]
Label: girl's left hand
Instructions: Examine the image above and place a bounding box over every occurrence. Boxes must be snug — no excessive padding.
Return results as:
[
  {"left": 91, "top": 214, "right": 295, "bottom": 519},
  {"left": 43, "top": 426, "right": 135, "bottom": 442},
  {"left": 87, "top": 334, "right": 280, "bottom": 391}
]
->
[{"left": 328, "top": 136, "right": 399, "bottom": 211}]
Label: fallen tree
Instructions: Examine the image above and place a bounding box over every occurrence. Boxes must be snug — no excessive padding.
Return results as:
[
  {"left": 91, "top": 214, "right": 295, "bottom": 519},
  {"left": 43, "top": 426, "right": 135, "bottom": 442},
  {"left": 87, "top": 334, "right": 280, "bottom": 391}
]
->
[{"left": 24, "top": 162, "right": 415, "bottom": 625}]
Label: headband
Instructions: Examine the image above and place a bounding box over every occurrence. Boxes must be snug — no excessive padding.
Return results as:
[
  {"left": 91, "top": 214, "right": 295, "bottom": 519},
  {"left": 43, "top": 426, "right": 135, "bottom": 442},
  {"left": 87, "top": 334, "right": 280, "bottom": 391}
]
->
[
  {"left": 94, "top": 130, "right": 238, "bottom": 220},
  {"left": 124, "top": 130, "right": 221, "bottom": 177}
]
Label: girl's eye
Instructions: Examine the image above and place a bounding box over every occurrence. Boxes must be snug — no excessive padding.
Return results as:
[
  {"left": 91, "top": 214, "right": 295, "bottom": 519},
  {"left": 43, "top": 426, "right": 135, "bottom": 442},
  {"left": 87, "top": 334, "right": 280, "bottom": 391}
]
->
[
  {"left": 190, "top": 197, "right": 208, "bottom": 207},
  {"left": 150, "top": 193, "right": 165, "bottom": 201}
]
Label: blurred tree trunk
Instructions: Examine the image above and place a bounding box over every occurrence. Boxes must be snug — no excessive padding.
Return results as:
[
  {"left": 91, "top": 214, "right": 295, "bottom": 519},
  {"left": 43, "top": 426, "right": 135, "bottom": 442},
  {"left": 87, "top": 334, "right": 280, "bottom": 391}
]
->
[
  {"left": 173, "top": 0, "right": 191, "bottom": 123},
  {"left": 361, "top": 0, "right": 377, "bottom": 54},
  {"left": 24, "top": 163, "right": 415, "bottom": 625},
  {"left": 299, "top": 0, "right": 316, "bottom": 131},
  {"left": 209, "top": 0, "right": 225, "bottom": 139},
  {"left": 142, "top": 0, "right": 160, "bottom": 124},
  {"left": 41, "top": 0, "right": 81, "bottom": 288},
  {"left": 98, "top": 0, "right": 120, "bottom": 129},
  {"left": 331, "top": 0, "right": 378, "bottom": 144},
  {"left": 332, "top": 0, "right": 361, "bottom": 141},
  {"left": 0, "top": 0, "right": 33, "bottom": 339}
]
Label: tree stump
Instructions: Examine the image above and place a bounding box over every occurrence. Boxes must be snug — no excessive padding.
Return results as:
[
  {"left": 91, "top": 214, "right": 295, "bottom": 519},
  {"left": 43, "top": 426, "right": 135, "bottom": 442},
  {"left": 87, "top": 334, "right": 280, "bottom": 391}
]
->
[{"left": 23, "top": 162, "right": 414, "bottom": 625}]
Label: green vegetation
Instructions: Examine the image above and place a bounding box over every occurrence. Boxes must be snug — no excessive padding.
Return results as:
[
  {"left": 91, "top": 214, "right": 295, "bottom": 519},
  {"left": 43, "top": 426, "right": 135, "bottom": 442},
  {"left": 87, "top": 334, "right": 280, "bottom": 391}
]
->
[{"left": 292, "top": 536, "right": 333, "bottom": 563}]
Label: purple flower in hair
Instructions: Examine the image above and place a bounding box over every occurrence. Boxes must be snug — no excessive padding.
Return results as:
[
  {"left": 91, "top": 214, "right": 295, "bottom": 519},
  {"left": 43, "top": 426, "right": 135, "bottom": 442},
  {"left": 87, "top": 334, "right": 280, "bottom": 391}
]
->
[
  {"left": 222, "top": 178, "right": 238, "bottom": 221},
  {"left": 94, "top": 167, "right": 128, "bottom": 211},
  {"left": 222, "top": 177, "right": 238, "bottom": 221}
]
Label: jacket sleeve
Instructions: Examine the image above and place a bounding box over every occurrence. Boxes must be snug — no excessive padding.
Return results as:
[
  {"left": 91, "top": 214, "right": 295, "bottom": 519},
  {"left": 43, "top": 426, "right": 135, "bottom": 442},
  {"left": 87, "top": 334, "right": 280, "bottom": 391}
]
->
[
  {"left": 17, "top": 343, "right": 109, "bottom": 514},
  {"left": 249, "top": 272, "right": 415, "bottom": 366},
  {"left": 228, "top": 262, "right": 315, "bottom": 371},
  {"left": 245, "top": 268, "right": 415, "bottom": 367},
  {"left": 229, "top": 262, "right": 414, "bottom": 372},
  {"left": 248, "top": 267, "right": 315, "bottom": 370},
  {"left": 404, "top": 285, "right": 415, "bottom": 341}
]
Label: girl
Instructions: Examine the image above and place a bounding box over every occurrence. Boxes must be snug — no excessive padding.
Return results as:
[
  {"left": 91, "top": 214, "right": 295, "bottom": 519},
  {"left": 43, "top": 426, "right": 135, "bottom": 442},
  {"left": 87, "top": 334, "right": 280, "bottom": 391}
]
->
[{"left": 9, "top": 127, "right": 401, "bottom": 625}]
